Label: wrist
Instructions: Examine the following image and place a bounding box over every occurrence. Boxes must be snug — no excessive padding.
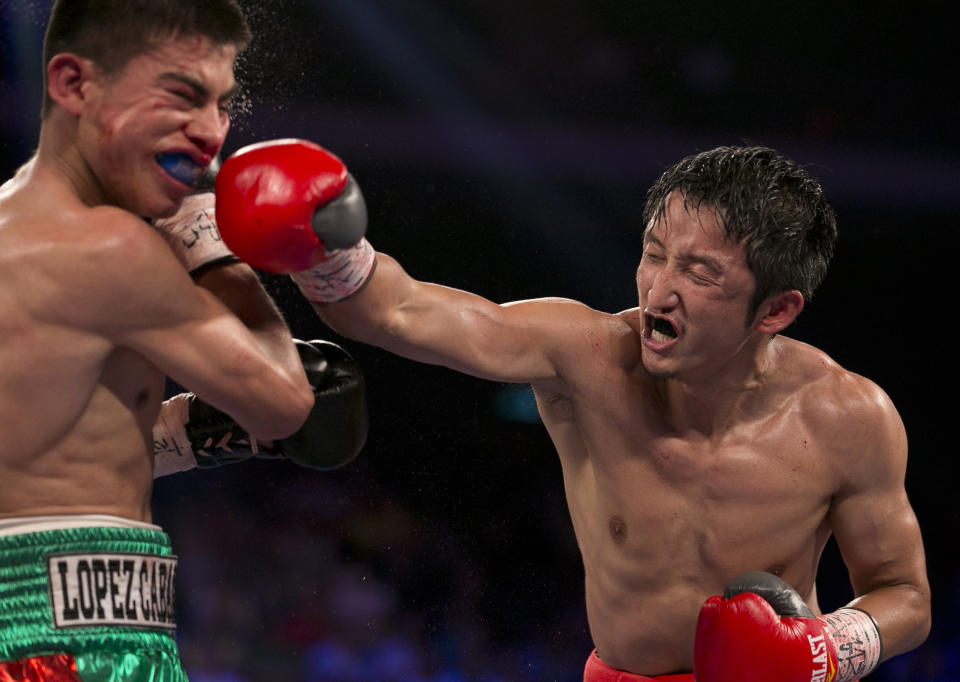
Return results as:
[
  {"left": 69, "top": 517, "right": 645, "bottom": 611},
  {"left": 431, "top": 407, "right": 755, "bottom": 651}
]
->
[
  {"left": 152, "top": 393, "right": 258, "bottom": 478},
  {"left": 819, "top": 608, "right": 883, "bottom": 682},
  {"left": 290, "top": 238, "right": 376, "bottom": 304},
  {"left": 151, "top": 193, "right": 237, "bottom": 274},
  {"left": 152, "top": 393, "right": 198, "bottom": 477}
]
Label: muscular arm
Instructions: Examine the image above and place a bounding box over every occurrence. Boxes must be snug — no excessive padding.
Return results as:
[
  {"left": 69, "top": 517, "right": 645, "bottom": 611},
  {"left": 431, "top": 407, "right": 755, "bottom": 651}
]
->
[
  {"left": 194, "top": 262, "right": 303, "bottom": 388},
  {"left": 827, "top": 377, "right": 931, "bottom": 659},
  {"left": 76, "top": 208, "right": 313, "bottom": 441},
  {"left": 315, "top": 252, "right": 588, "bottom": 384},
  {"left": 215, "top": 140, "right": 603, "bottom": 386},
  {"left": 152, "top": 186, "right": 305, "bottom": 388}
]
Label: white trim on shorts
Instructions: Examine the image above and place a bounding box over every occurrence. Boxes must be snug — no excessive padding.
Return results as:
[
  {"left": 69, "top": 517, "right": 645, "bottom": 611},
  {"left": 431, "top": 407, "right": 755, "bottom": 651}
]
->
[{"left": 0, "top": 514, "right": 161, "bottom": 537}]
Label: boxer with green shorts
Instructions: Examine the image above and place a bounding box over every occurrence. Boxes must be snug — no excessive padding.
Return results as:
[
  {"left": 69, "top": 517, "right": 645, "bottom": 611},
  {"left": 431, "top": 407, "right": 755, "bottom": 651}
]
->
[{"left": 1, "top": 0, "right": 335, "bottom": 679}]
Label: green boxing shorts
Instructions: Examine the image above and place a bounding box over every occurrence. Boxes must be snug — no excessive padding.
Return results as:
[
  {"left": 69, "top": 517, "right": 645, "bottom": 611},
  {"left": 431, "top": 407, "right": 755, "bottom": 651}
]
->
[{"left": 0, "top": 516, "right": 186, "bottom": 681}]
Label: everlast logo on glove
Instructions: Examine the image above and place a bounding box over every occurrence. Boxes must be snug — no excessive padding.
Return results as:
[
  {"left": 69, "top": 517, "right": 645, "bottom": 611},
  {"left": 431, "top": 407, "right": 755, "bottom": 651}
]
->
[
  {"left": 807, "top": 633, "right": 835, "bottom": 682},
  {"left": 46, "top": 553, "right": 177, "bottom": 630}
]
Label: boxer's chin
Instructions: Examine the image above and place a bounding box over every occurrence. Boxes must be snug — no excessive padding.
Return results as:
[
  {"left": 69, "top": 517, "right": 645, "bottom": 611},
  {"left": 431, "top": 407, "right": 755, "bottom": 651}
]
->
[{"left": 640, "top": 354, "right": 676, "bottom": 381}]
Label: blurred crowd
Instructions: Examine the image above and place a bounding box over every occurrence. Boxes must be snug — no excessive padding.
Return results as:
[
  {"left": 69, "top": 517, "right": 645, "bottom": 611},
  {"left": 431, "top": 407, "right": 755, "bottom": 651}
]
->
[{"left": 154, "top": 453, "right": 591, "bottom": 682}]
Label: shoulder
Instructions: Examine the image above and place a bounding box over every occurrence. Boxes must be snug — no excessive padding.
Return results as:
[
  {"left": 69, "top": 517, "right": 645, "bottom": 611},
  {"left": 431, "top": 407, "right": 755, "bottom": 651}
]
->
[
  {"left": 498, "top": 296, "right": 629, "bottom": 336},
  {"left": 780, "top": 338, "right": 906, "bottom": 482},
  {"left": 523, "top": 300, "right": 641, "bottom": 390},
  {"left": 52, "top": 206, "right": 179, "bottom": 301},
  {"left": 520, "top": 298, "right": 639, "bottom": 352},
  {"left": 74, "top": 205, "right": 165, "bottom": 256},
  {"left": 33, "top": 204, "right": 196, "bottom": 331},
  {"left": 792, "top": 341, "right": 900, "bottom": 437}
]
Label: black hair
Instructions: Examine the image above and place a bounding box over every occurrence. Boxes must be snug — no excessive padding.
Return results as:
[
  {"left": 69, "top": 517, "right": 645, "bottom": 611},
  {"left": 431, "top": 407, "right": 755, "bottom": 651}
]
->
[
  {"left": 41, "top": 0, "right": 251, "bottom": 117},
  {"left": 642, "top": 146, "right": 838, "bottom": 320}
]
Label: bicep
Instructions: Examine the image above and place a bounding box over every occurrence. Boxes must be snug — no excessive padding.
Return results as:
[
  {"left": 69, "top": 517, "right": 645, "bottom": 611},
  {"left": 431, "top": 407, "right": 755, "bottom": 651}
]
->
[
  {"left": 828, "top": 395, "right": 928, "bottom": 597},
  {"left": 121, "top": 286, "right": 275, "bottom": 400},
  {"left": 830, "top": 484, "right": 927, "bottom": 597}
]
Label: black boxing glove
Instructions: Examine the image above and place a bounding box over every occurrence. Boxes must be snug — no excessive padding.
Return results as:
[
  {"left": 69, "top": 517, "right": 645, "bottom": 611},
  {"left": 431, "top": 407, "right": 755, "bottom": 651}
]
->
[
  {"left": 268, "top": 339, "right": 368, "bottom": 468},
  {"left": 153, "top": 339, "right": 367, "bottom": 475}
]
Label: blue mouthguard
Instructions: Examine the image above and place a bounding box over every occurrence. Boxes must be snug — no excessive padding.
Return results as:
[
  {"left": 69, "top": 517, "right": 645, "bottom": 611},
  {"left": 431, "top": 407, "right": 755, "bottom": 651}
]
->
[{"left": 157, "top": 153, "right": 203, "bottom": 186}]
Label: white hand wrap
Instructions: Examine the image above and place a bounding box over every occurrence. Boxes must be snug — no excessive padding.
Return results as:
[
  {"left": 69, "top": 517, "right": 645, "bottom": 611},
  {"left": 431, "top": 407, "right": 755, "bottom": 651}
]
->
[
  {"left": 822, "top": 608, "right": 883, "bottom": 682},
  {"left": 289, "top": 238, "right": 376, "bottom": 304},
  {"left": 151, "top": 193, "right": 237, "bottom": 274},
  {"left": 152, "top": 392, "right": 258, "bottom": 478},
  {"left": 152, "top": 393, "right": 197, "bottom": 477}
]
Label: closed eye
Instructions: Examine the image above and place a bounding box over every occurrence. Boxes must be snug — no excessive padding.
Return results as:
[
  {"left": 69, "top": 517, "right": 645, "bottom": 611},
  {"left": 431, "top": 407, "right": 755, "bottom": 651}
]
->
[
  {"left": 218, "top": 96, "right": 238, "bottom": 116},
  {"left": 688, "top": 270, "right": 716, "bottom": 285},
  {"left": 642, "top": 251, "right": 665, "bottom": 263},
  {"left": 169, "top": 89, "right": 202, "bottom": 107}
]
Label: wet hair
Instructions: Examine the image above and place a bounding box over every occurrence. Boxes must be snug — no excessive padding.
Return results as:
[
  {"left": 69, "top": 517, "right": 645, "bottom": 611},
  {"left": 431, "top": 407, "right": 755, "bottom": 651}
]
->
[
  {"left": 41, "top": 0, "right": 251, "bottom": 118},
  {"left": 642, "top": 146, "right": 838, "bottom": 321}
]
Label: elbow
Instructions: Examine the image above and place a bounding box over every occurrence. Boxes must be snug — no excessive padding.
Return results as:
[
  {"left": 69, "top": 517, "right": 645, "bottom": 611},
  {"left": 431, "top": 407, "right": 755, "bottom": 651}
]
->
[
  {"left": 892, "top": 582, "right": 933, "bottom": 657},
  {"left": 291, "top": 381, "right": 318, "bottom": 427},
  {"left": 248, "top": 378, "right": 315, "bottom": 442},
  {"left": 901, "top": 609, "right": 932, "bottom": 659},
  {"left": 912, "top": 588, "right": 933, "bottom": 650},
  {"left": 281, "top": 381, "right": 317, "bottom": 437}
]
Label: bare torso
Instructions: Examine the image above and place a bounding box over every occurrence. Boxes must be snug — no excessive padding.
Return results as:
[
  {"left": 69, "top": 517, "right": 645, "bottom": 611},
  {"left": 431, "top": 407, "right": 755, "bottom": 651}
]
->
[
  {"left": 532, "top": 308, "right": 841, "bottom": 675},
  {"left": 0, "top": 162, "right": 157, "bottom": 522}
]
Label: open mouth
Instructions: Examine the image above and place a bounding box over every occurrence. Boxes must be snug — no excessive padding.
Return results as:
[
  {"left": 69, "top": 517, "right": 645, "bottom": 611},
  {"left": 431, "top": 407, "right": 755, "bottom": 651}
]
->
[
  {"left": 156, "top": 153, "right": 203, "bottom": 187},
  {"left": 645, "top": 314, "right": 679, "bottom": 343}
]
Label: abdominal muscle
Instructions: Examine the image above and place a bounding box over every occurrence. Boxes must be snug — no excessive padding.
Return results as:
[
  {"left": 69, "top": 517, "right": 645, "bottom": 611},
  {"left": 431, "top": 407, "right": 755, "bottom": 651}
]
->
[
  {"left": 572, "top": 472, "right": 828, "bottom": 675},
  {"left": 569, "top": 466, "right": 716, "bottom": 675},
  {"left": 0, "top": 346, "right": 163, "bottom": 524},
  {"left": 542, "top": 394, "right": 832, "bottom": 676}
]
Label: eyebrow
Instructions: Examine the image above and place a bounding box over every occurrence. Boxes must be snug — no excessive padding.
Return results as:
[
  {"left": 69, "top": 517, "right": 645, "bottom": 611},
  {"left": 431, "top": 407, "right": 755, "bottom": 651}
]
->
[
  {"left": 159, "top": 72, "right": 239, "bottom": 102},
  {"left": 643, "top": 233, "right": 726, "bottom": 275}
]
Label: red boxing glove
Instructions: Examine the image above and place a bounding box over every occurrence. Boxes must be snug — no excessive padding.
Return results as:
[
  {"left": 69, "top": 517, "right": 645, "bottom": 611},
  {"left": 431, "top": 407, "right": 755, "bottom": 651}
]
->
[
  {"left": 214, "top": 139, "right": 367, "bottom": 273},
  {"left": 694, "top": 572, "right": 882, "bottom": 682}
]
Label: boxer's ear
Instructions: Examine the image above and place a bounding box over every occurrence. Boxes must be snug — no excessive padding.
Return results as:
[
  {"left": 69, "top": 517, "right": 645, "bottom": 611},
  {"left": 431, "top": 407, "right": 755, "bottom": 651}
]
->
[
  {"left": 753, "top": 290, "right": 804, "bottom": 334},
  {"left": 47, "top": 53, "right": 101, "bottom": 116}
]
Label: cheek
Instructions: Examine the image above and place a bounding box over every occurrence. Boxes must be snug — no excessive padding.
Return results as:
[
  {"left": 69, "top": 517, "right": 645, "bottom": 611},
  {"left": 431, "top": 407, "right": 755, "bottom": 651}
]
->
[
  {"left": 635, "top": 277, "right": 650, "bottom": 304},
  {"left": 94, "top": 100, "right": 143, "bottom": 148},
  {"left": 690, "top": 305, "right": 751, "bottom": 343},
  {"left": 95, "top": 112, "right": 119, "bottom": 148},
  {"left": 635, "top": 266, "right": 652, "bottom": 292},
  {"left": 94, "top": 118, "right": 135, "bottom": 173}
]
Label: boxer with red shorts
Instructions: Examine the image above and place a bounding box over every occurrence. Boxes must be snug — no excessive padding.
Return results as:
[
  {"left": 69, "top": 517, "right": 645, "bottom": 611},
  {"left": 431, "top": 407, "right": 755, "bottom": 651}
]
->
[
  {"left": 584, "top": 650, "right": 693, "bottom": 682},
  {"left": 210, "top": 140, "right": 931, "bottom": 679}
]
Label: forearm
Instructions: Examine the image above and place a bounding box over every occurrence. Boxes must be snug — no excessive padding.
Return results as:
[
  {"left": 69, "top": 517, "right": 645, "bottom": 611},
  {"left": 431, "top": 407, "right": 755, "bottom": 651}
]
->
[
  {"left": 195, "top": 262, "right": 302, "bottom": 372},
  {"left": 310, "top": 251, "right": 488, "bottom": 370},
  {"left": 695, "top": 570, "right": 930, "bottom": 682},
  {"left": 845, "top": 581, "right": 931, "bottom": 660},
  {"left": 312, "top": 252, "right": 413, "bottom": 345},
  {"left": 310, "top": 251, "right": 561, "bottom": 382},
  {"left": 151, "top": 191, "right": 303, "bottom": 378}
]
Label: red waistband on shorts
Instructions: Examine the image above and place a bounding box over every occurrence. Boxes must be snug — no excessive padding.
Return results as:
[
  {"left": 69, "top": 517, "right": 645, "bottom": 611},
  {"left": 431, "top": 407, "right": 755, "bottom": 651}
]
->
[{"left": 583, "top": 649, "right": 695, "bottom": 682}]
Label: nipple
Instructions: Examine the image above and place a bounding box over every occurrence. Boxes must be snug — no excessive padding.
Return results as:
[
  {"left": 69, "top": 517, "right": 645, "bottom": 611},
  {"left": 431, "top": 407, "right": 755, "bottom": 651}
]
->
[{"left": 609, "top": 515, "right": 628, "bottom": 545}]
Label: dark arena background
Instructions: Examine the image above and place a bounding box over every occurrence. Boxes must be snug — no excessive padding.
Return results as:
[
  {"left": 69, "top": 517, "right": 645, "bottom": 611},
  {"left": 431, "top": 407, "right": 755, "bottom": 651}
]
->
[{"left": 2, "top": 1, "right": 958, "bottom": 680}]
